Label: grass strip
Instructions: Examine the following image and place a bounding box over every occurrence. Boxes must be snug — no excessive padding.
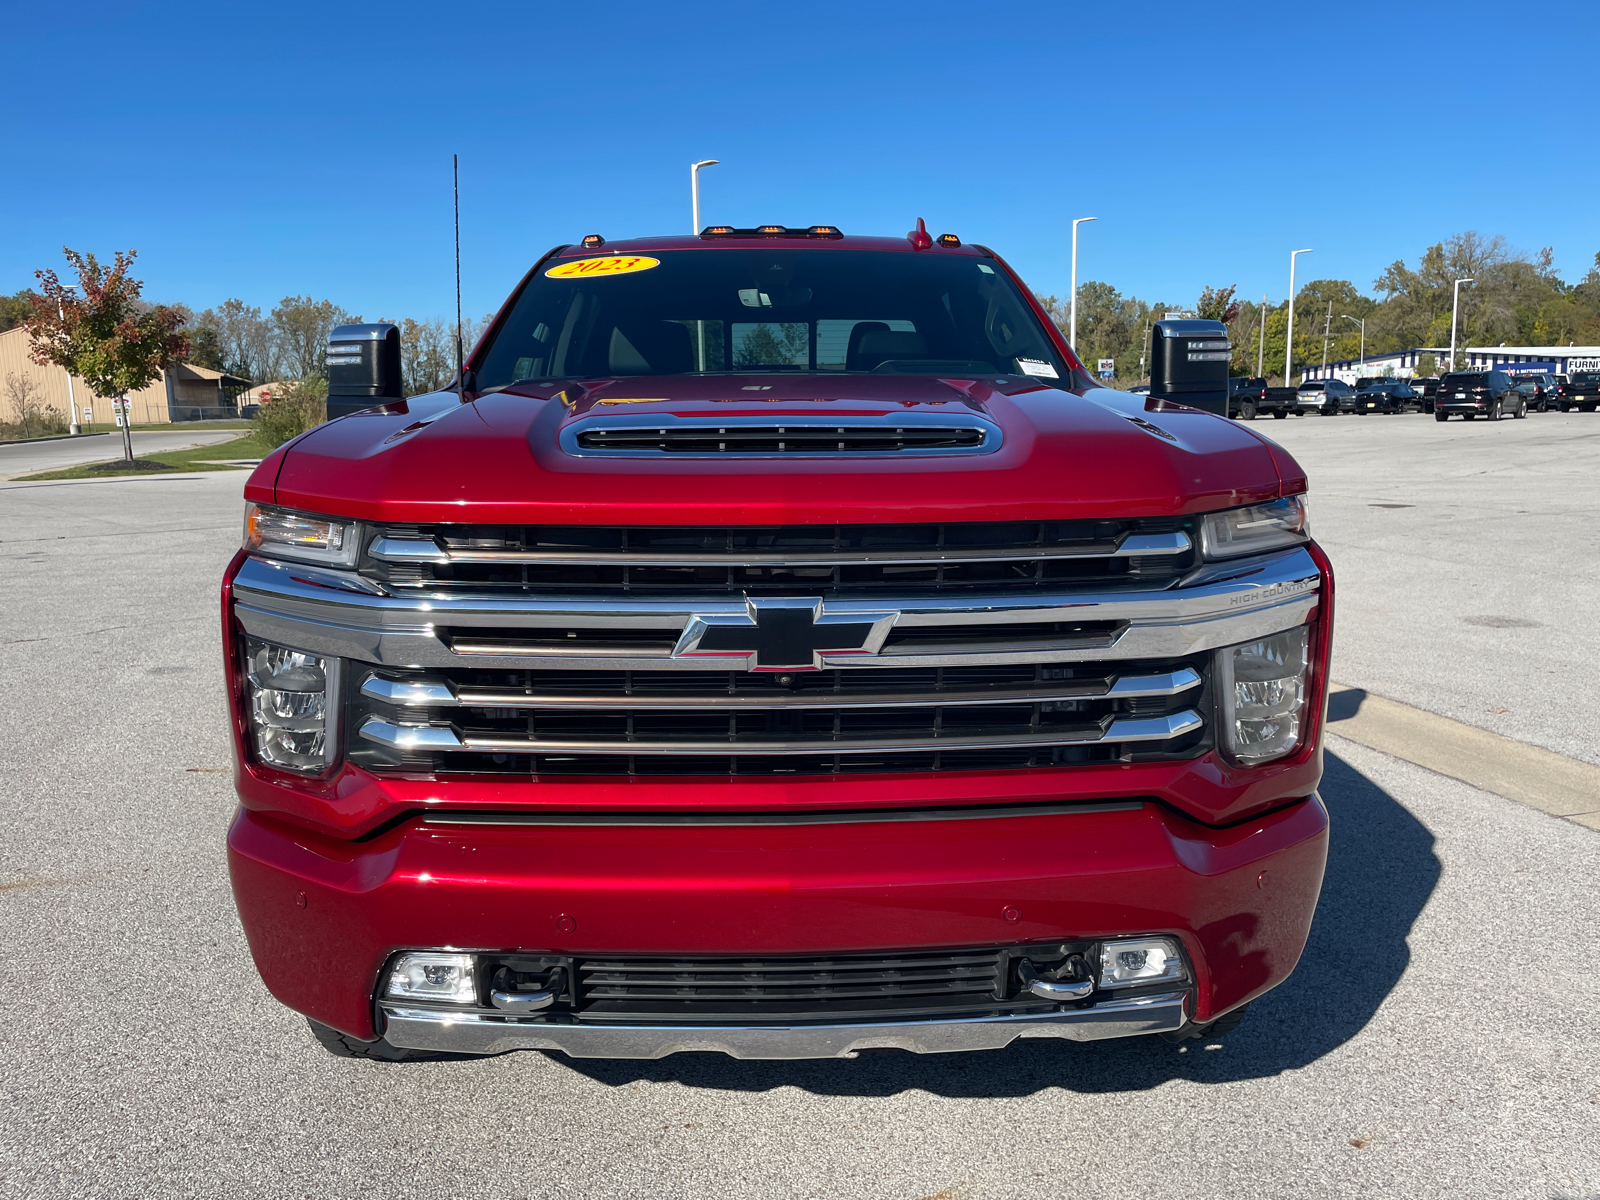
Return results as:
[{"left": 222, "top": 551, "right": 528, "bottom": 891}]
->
[{"left": 16, "top": 434, "right": 273, "bottom": 481}]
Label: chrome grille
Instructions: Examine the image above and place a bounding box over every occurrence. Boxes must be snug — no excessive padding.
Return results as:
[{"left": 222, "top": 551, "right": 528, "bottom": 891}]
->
[
  {"left": 346, "top": 659, "right": 1209, "bottom": 777},
  {"left": 360, "top": 519, "right": 1196, "bottom": 596}
]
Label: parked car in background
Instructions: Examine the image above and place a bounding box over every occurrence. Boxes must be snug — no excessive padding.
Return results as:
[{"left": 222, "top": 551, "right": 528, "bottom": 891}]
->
[
  {"left": 1408, "top": 377, "right": 1440, "bottom": 412},
  {"left": 1227, "top": 376, "right": 1268, "bottom": 419},
  {"left": 1514, "top": 373, "right": 1560, "bottom": 411},
  {"left": 1509, "top": 379, "right": 1542, "bottom": 413},
  {"left": 1434, "top": 370, "right": 1525, "bottom": 421},
  {"left": 1551, "top": 371, "right": 1599, "bottom": 412},
  {"left": 1296, "top": 378, "right": 1354, "bottom": 415},
  {"left": 1353, "top": 380, "right": 1417, "bottom": 414}
]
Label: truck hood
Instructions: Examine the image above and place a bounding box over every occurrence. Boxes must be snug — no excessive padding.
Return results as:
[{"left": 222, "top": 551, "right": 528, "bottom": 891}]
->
[{"left": 261, "top": 375, "right": 1302, "bottom": 525}]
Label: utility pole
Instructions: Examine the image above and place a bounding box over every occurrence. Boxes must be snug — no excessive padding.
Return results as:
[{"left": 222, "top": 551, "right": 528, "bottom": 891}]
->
[
  {"left": 56, "top": 292, "right": 81, "bottom": 434},
  {"left": 1256, "top": 293, "right": 1268, "bottom": 378},
  {"left": 1321, "top": 301, "right": 1333, "bottom": 373},
  {"left": 1285, "top": 249, "right": 1312, "bottom": 384},
  {"left": 1342, "top": 315, "right": 1365, "bottom": 370},
  {"left": 1069, "top": 217, "right": 1098, "bottom": 352},
  {"left": 1449, "top": 277, "right": 1475, "bottom": 371}
]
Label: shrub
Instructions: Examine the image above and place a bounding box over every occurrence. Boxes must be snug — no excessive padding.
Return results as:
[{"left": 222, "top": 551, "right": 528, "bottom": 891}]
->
[{"left": 253, "top": 377, "right": 328, "bottom": 449}]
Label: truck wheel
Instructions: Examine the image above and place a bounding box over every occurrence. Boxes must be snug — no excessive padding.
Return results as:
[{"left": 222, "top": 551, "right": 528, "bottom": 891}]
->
[
  {"left": 1488, "top": 400, "right": 1502, "bottom": 421},
  {"left": 1464, "top": 412, "right": 1476, "bottom": 421},
  {"left": 1238, "top": 400, "right": 1257, "bottom": 420},
  {"left": 307, "top": 1018, "right": 444, "bottom": 1062},
  {"left": 1435, "top": 411, "right": 1449, "bottom": 422},
  {"left": 1161, "top": 1002, "right": 1250, "bottom": 1043},
  {"left": 1272, "top": 409, "right": 1287, "bottom": 419}
]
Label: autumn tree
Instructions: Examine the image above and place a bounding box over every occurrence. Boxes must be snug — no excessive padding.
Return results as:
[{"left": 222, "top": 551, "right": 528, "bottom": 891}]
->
[
  {"left": 272, "top": 296, "right": 356, "bottom": 380},
  {"left": 24, "top": 249, "right": 189, "bottom": 462}
]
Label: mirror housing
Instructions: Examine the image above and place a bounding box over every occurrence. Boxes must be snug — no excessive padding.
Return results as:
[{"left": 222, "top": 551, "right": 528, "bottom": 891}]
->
[
  {"left": 1148, "top": 319, "right": 1230, "bottom": 416},
  {"left": 327, "top": 324, "right": 402, "bottom": 418}
]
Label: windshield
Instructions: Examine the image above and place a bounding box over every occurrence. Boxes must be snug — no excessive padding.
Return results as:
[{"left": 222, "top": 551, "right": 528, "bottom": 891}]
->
[
  {"left": 473, "top": 249, "right": 1066, "bottom": 387},
  {"left": 1442, "top": 373, "right": 1488, "bottom": 387},
  {"left": 1571, "top": 372, "right": 1600, "bottom": 385}
]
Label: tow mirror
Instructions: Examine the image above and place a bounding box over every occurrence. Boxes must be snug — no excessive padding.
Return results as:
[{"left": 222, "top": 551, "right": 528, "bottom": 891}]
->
[
  {"left": 1148, "top": 319, "right": 1230, "bottom": 416},
  {"left": 327, "top": 323, "right": 402, "bottom": 418}
]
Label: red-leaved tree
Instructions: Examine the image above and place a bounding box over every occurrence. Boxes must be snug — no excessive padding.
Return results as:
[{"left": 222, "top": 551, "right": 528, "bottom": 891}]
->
[{"left": 25, "top": 248, "right": 190, "bottom": 462}]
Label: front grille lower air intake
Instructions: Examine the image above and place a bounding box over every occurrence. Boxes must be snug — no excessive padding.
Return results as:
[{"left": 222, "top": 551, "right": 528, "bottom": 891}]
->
[{"left": 561, "top": 413, "right": 999, "bottom": 457}]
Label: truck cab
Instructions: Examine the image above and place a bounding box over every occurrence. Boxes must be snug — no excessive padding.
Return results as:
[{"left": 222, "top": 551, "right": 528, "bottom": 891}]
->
[{"left": 223, "top": 226, "right": 1333, "bottom": 1062}]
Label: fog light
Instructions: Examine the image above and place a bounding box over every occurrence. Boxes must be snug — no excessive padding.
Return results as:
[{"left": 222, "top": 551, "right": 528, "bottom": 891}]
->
[
  {"left": 245, "top": 638, "right": 340, "bottom": 774},
  {"left": 1098, "top": 937, "right": 1188, "bottom": 987},
  {"left": 1218, "top": 625, "right": 1310, "bottom": 765},
  {"left": 385, "top": 952, "right": 478, "bottom": 1005}
]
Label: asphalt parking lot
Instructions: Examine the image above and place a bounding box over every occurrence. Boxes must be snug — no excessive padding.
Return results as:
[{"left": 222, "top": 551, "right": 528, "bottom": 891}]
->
[{"left": 2, "top": 411, "right": 1598, "bottom": 1200}]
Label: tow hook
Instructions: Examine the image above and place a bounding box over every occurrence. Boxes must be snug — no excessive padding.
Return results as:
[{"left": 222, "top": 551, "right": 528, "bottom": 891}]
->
[
  {"left": 1017, "top": 957, "right": 1094, "bottom": 1001},
  {"left": 490, "top": 966, "right": 567, "bottom": 1014}
]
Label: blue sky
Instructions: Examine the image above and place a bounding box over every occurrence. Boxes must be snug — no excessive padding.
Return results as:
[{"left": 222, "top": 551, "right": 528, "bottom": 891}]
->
[{"left": 4, "top": 0, "right": 1594, "bottom": 323}]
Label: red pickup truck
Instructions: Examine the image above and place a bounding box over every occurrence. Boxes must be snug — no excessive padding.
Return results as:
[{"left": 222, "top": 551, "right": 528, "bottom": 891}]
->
[{"left": 224, "top": 225, "right": 1333, "bottom": 1062}]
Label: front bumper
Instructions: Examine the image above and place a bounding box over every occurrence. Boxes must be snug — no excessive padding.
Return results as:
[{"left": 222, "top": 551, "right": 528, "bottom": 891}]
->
[
  {"left": 379, "top": 991, "right": 1189, "bottom": 1059},
  {"left": 228, "top": 792, "right": 1329, "bottom": 1053}
]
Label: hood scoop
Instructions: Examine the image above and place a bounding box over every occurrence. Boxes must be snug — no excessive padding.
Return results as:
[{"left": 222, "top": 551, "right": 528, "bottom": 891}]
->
[{"left": 562, "top": 412, "right": 1001, "bottom": 457}]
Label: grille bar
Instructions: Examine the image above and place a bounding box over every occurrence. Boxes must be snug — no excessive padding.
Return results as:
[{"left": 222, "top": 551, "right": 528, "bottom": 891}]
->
[
  {"left": 368, "top": 530, "right": 1190, "bottom": 567},
  {"left": 357, "top": 710, "right": 1204, "bottom": 756},
  {"left": 360, "top": 667, "right": 1202, "bottom": 710}
]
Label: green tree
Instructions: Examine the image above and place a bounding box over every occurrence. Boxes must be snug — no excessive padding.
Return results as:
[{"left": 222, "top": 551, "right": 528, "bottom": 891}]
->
[
  {"left": 24, "top": 249, "right": 189, "bottom": 462},
  {"left": 272, "top": 295, "right": 355, "bottom": 380},
  {"left": 0, "top": 290, "right": 36, "bottom": 334}
]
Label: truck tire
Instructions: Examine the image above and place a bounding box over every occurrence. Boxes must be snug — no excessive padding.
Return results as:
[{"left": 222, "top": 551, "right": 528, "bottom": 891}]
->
[
  {"left": 1238, "top": 400, "right": 1257, "bottom": 421},
  {"left": 1161, "top": 1002, "right": 1250, "bottom": 1043},
  {"left": 1272, "top": 410, "right": 1287, "bottom": 419},
  {"left": 1435, "top": 411, "right": 1449, "bottom": 422},
  {"left": 307, "top": 1018, "right": 447, "bottom": 1062},
  {"left": 1514, "top": 400, "right": 1527, "bottom": 419}
]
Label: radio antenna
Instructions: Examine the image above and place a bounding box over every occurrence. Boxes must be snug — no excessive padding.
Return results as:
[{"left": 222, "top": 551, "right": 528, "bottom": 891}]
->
[{"left": 454, "top": 153, "right": 466, "bottom": 398}]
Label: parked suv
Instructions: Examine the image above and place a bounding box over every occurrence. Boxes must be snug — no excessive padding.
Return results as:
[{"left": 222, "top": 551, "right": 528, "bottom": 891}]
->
[
  {"left": 1296, "top": 378, "right": 1353, "bottom": 415},
  {"left": 1434, "top": 370, "right": 1525, "bottom": 421},
  {"left": 1227, "top": 376, "right": 1268, "bottom": 420},
  {"left": 223, "top": 225, "right": 1334, "bottom": 1063},
  {"left": 1354, "top": 379, "right": 1417, "bottom": 414}
]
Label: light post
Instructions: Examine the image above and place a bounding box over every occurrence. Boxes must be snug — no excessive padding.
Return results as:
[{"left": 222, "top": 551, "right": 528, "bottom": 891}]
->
[
  {"left": 1449, "top": 277, "right": 1474, "bottom": 371},
  {"left": 1256, "top": 292, "right": 1268, "bottom": 378},
  {"left": 1284, "top": 249, "right": 1313, "bottom": 384},
  {"left": 690, "top": 160, "right": 719, "bottom": 234},
  {"left": 56, "top": 291, "right": 81, "bottom": 434},
  {"left": 1069, "top": 216, "right": 1097, "bottom": 351},
  {"left": 1342, "top": 315, "right": 1365, "bottom": 372}
]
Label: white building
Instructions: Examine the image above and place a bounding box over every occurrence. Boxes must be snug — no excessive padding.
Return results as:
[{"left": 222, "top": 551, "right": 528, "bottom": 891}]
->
[{"left": 1301, "top": 345, "right": 1600, "bottom": 383}]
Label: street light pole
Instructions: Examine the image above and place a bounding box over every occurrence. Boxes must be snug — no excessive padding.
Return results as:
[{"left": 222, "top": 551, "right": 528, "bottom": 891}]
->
[
  {"left": 1449, "top": 277, "right": 1475, "bottom": 371},
  {"left": 1256, "top": 293, "right": 1268, "bottom": 378},
  {"left": 1285, "top": 249, "right": 1313, "bottom": 384},
  {"left": 690, "top": 160, "right": 719, "bottom": 235},
  {"left": 56, "top": 293, "right": 81, "bottom": 434},
  {"left": 1342, "top": 315, "right": 1365, "bottom": 370},
  {"left": 1069, "top": 217, "right": 1097, "bottom": 352}
]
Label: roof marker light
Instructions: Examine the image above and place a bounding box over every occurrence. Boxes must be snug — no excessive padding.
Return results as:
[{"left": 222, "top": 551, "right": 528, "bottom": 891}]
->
[
  {"left": 907, "top": 217, "right": 933, "bottom": 250},
  {"left": 582, "top": 233, "right": 605, "bottom": 248},
  {"left": 758, "top": 225, "right": 786, "bottom": 234},
  {"left": 808, "top": 225, "right": 841, "bottom": 237},
  {"left": 937, "top": 233, "right": 961, "bottom": 247},
  {"left": 704, "top": 225, "right": 735, "bottom": 236}
]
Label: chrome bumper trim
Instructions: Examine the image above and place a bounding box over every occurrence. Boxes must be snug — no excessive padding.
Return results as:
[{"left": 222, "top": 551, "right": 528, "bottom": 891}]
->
[
  {"left": 232, "top": 547, "right": 1320, "bottom": 671},
  {"left": 379, "top": 991, "right": 1188, "bottom": 1059},
  {"left": 357, "top": 709, "right": 1204, "bottom": 756}
]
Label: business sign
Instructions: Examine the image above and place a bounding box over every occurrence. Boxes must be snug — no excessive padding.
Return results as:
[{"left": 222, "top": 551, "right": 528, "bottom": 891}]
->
[
  {"left": 1568, "top": 357, "right": 1600, "bottom": 373},
  {"left": 1097, "top": 358, "right": 1116, "bottom": 379},
  {"left": 1498, "top": 362, "right": 1557, "bottom": 374}
]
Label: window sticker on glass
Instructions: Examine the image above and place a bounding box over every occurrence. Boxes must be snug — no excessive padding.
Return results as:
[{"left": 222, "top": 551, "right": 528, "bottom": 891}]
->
[
  {"left": 1016, "top": 358, "right": 1059, "bottom": 379},
  {"left": 546, "top": 256, "right": 661, "bottom": 279}
]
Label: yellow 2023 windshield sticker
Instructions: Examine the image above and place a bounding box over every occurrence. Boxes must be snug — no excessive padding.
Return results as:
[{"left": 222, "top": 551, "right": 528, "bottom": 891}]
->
[{"left": 547, "top": 255, "right": 660, "bottom": 279}]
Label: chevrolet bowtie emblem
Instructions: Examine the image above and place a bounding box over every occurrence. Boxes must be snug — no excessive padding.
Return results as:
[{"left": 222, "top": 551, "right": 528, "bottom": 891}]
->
[{"left": 673, "top": 597, "right": 898, "bottom": 671}]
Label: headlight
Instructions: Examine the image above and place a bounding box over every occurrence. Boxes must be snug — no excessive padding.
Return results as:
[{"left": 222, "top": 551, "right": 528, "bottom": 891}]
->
[
  {"left": 243, "top": 504, "right": 359, "bottom": 567},
  {"left": 1200, "top": 495, "right": 1309, "bottom": 559},
  {"left": 1218, "top": 625, "right": 1310, "bottom": 765},
  {"left": 245, "top": 637, "right": 340, "bottom": 773},
  {"left": 1097, "top": 937, "right": 1189, "bottom": 988}
]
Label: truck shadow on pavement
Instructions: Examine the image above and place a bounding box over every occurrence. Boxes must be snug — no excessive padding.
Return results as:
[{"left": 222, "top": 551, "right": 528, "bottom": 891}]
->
[{"left": 554, "top": 751, "right": 1440, "bottom": 1097}]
